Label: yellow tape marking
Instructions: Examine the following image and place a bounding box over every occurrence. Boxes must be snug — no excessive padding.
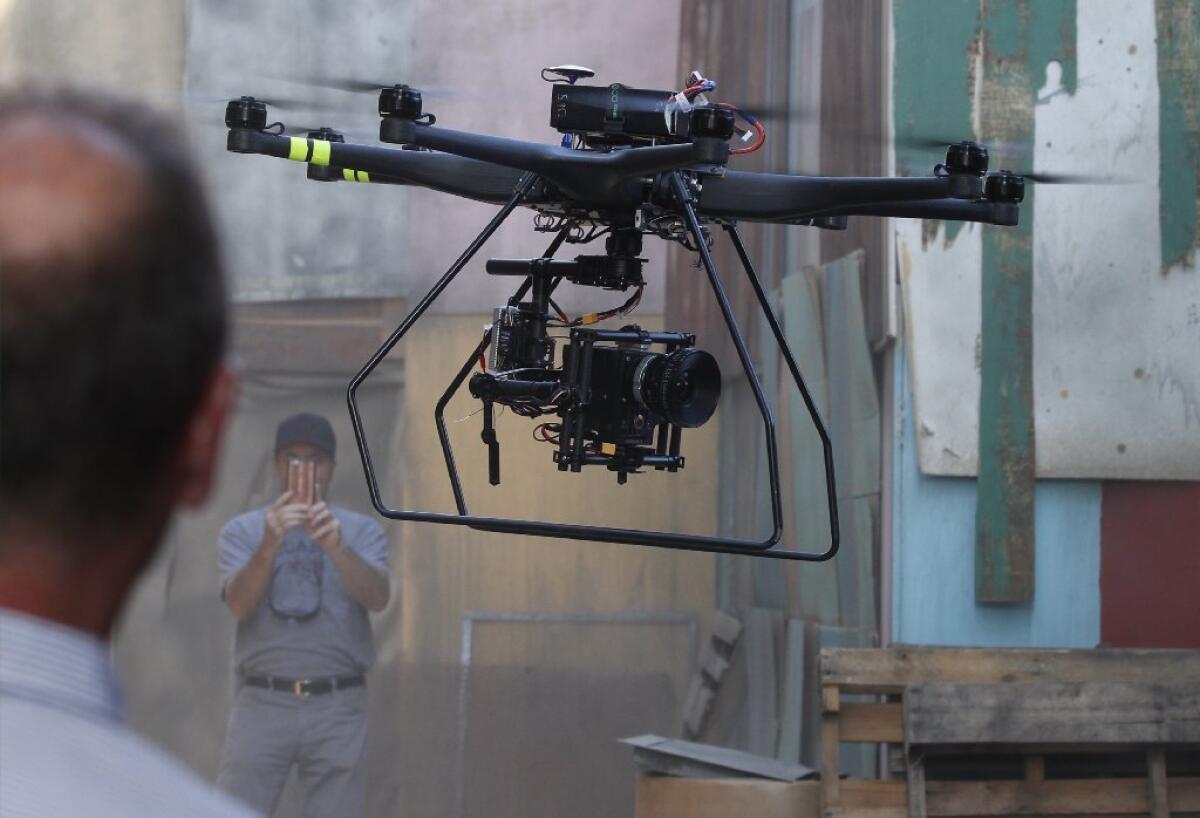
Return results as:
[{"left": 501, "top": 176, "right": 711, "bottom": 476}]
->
[
  {"left": 311, "top": 140, "right": 331, "bottom": 167},
  {"left": 288, "top": 136, "right": 309, "bottom": 162},
  {"left": 356, "top": 171, "right": 370, "bottom": 183},
  {"left": 343, "top": 168, "right": 355, "bottom": 182}
]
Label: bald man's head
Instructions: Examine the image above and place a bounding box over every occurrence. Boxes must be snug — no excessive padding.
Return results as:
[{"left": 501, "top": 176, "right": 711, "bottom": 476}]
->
[{"left": 0, "top": 90, "right": 228, "bottom": 542}]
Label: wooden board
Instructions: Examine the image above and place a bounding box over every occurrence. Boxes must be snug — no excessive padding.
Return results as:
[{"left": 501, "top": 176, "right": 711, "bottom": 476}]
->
[
  {"left": 829, "top": 776, "right": 1200, "bottom": 817},
  {"left": 822, "top": 646, "right": 1200, "bottom": 694},
  {"left": 905, "top": 682, "right": 1200, "bottom": 748},
  {"left": 840, "top": 702, "right": 903, "bottom": 743},
  {"left": 635, "top": 776, "right": 820, "bottom": 818}
]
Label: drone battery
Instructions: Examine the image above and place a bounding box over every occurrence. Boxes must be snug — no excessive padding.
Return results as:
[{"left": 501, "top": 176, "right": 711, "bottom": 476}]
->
[{"left": 549, "top": 83, "right": 685, "bottom": 141}]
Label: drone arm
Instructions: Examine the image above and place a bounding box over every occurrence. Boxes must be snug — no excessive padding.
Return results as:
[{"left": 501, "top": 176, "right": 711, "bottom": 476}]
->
[
  {"left": 226, "top": 129, "right": 529, "bottom": 204},
  {"left": 329, "top": 142, "right": 527, "bottom": 203},
  {"left": 807, "top": 198, "right": 1019, "bottom": 226},
  {"left": 697, "top": 171, "right": 983, "bottom": 221}
]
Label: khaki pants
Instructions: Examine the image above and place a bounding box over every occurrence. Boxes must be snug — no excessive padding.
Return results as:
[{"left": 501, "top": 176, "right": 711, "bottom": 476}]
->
[{"left": 217, "top": 684, "right": 368, "bottom": 818}]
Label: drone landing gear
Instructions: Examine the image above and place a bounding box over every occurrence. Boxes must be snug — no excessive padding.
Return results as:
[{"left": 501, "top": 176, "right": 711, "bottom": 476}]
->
[{"left": 347, "top": 172, "right": 838, "bottom": 561}]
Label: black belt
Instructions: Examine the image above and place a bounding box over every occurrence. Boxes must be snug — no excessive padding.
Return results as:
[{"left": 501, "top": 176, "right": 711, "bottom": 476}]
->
[{"left": 243, "top": 674, "right": 364, "bottom": 697}]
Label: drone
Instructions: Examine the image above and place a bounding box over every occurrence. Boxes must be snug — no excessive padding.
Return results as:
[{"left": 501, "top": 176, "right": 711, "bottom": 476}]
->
[{"left": 223, "top": 65, "right": 1027, "bottom": 561}]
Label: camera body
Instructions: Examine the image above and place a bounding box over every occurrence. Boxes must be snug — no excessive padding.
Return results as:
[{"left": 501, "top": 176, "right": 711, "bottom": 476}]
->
[
  {"left": 575, "top": 343, "right": 659, "bottom": 448},
  {"left": 566, "top": 338, "right": 721, "bottom": 449}
]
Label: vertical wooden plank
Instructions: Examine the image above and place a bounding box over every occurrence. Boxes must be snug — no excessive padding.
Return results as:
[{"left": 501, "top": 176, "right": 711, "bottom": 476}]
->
[
  {"left": 745, "top": 608, "right": 779, "bottom": 757},
  {"left": 820, "top": 684, "right": 841, "bottom": 809},
  {"left": 777, "top": 619, "right": 806, "bottom": 763},
  {"left": 1148, "top": 750, "right": 1170, "bottom": 818},
  {"left": 819, "top": 625, "right": 876, "bottom": 778},
  {"left": 975, "top": 0, "right": 1077, "bottom": 604},
  {"left": 1154, "top": 0, "right": 1200, "bottom": 271},
  {"left": 906, "top": 749, "right": 927, "bottom": 818}
]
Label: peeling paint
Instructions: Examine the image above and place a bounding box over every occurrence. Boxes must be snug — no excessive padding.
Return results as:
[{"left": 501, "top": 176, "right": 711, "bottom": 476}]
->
[
  {"left": 1155, "top": 0, "right": 1200, "bottom": 272},
  {"left": 1152, "top": 361, "right": 1200, "bottom": 428}
]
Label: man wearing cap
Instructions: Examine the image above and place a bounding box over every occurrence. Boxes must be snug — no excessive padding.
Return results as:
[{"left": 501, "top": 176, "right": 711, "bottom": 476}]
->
[{"left": 216, "top": 412, "right": 390, "bottom": 818}]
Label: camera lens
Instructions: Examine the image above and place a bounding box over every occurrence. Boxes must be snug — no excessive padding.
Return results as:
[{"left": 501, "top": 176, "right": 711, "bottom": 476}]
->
[{"left": 633, "top": 348, "right": 721, "bottom": 428}]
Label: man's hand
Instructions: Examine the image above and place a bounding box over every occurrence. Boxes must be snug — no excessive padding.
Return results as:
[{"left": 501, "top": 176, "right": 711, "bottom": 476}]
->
[
  {"left": 306, "top": 500, "right": 342, "bottom": 553},
  {"left": 264, "top": 490, "right": 309, "bottom": 550}
]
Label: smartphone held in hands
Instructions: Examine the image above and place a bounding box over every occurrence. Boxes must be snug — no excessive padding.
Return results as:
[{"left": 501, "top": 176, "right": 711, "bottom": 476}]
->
[{"left": 287, "top": 458, "right": 316, "bottom": 506}]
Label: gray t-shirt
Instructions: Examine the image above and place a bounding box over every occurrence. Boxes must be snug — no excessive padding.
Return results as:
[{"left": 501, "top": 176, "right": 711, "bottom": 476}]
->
[{"left": 219, "top": 506, "right": 388, "bottom": 677}]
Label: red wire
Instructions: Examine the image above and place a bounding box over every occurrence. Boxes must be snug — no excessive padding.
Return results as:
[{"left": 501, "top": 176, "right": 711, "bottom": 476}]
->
[{"left": 718, "top": 103, "right": 766, "bottom": 155}]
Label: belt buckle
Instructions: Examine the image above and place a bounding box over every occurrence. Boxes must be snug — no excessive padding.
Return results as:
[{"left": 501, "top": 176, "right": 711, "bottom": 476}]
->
[{"left": 293, "top": 679, "right": 309, "bottom": 698}]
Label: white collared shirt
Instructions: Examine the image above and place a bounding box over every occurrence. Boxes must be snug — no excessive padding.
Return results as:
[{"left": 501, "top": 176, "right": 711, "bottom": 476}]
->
[{"left": 0, "top": 609, "right": 260, "bottom": 818}]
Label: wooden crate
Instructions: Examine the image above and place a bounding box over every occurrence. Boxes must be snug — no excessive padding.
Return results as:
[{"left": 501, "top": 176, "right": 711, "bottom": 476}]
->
[{"left": 819, "top": 646, "right": 1200, "bottom": 818}]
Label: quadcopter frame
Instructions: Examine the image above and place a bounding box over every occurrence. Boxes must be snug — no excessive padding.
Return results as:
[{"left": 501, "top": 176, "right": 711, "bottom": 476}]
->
[{"left": 225, "top": 91, "right": 1022, "bottom": 560}]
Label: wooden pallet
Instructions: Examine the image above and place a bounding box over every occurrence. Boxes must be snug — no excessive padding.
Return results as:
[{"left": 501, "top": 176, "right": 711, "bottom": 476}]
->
[{"left": 819, "top": 646, "right": 1200, "bottom": 818}]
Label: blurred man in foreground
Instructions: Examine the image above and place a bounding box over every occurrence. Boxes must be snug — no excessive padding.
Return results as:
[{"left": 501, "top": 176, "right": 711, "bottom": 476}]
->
[
  {"left": 0, "top": 89, "right": 254, "bottom": 817},
  {"left": 217, "top": 412, "right": 389, "bottom": 818}
]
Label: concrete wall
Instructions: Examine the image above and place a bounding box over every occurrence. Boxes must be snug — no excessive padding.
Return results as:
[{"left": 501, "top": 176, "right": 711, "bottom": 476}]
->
[{"left": 0, "top": 0, "right": 186, "bottom": 93}]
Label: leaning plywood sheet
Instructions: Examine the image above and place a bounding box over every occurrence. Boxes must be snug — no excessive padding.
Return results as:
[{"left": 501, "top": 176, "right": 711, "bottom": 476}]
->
[
  {"left": 779, "top": 270, "right": 838, "bottom": 622},
  {"left": 776, "top": 619, "right": 806, "bottom": 765},
  {"left": 823, "top": 251, "right": 880, "bottom": 501},
  {"left": 896, "top": 1, "right": 1200, "bottom": 479},
  {"left": 745, "top": 608, "right": 780, "bottom": 758},
  {"left": 905, "top": 682, "right": 1200, "bottom": 748},
  {"left": 822, "top": 252, "right": 879, "bottom": 633},
  {"left": 752, "top": 288, "right": 787, "bottom": 609}
]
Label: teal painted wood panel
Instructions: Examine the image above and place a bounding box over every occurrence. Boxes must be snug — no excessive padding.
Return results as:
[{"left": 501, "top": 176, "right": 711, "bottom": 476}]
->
[
  {"left": 822, "top": 251, "right": 879, "bottom": 632},
  {"left": 780, "top": 271, "right": 839, "bottom": 623},
  {"left": 892, "top": 344, "right": 1101, "bottom": 647}
]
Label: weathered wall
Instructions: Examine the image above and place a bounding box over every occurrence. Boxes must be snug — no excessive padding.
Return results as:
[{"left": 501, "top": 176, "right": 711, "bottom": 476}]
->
[
  {"left": 186, "top": 0, "right": 416, "bottom": 301},
  {"left": 896, "top": 0, "right": 1200, "bottom": 481},
  {"left": 890, "top": 345, "right": 1102, "bottom": 647},
  {"left": 890, "top": 0, "right": 1200, "bottom": 644},
  {"left": 404, "top": 0, "right": 681, "bottom": 316},
  {"left": 0, "top": 0, "right": 186, "bottom": 93}
]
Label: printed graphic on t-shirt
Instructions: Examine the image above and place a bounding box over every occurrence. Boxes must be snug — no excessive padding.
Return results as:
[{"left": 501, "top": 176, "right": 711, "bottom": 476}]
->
[{"left": 269, "top": 535, "right": 323, "bottom": 619}]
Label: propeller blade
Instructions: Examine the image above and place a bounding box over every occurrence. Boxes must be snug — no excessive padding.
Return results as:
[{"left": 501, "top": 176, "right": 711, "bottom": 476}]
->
[
  {"left": 896, "top": 134, "right": 1035, "bottom": 156},
  {"left": 273, "top": 74, "right": 464, "bottom": 99},
  {"left": 732, "top": 103, "right": 818, "bottom": 124},
  {"left": 181, "top": 91, "right": 312, "bottom": 111},
  {"left": 1012, "top": 170, "right": 1128, "bottom": 185}
]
